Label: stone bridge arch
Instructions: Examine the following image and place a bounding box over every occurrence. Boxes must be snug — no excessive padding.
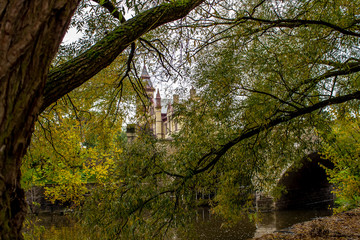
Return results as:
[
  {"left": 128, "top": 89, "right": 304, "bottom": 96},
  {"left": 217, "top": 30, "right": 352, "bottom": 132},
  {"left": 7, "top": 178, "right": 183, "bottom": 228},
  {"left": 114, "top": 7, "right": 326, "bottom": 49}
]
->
[{"left": 275, "top": 152, "right": 334, "bottom": 210}]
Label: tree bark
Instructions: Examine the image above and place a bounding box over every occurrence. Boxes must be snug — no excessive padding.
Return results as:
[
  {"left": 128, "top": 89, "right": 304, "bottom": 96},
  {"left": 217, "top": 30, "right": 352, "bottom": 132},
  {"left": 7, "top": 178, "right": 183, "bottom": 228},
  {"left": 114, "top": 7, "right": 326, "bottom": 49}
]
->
[
  {"left": 42, "top": 0, "right": 205, "bottom": 112},
  {"left": 0, "top": 0, "right": 204, "bottom": 238},
  {"left": 0, "top": 1, "right": 79, "bottom": 239}
]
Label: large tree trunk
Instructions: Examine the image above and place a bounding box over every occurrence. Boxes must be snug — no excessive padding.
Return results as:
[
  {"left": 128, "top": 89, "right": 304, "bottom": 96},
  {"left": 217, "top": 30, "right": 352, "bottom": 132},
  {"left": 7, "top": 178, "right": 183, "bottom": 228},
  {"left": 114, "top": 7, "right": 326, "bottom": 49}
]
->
[
  {"left": 0, "top": 1, "right": 79, "bottom": 239},
  {"left": 0, "top": 0, "right": 204, "bottom": 238}
]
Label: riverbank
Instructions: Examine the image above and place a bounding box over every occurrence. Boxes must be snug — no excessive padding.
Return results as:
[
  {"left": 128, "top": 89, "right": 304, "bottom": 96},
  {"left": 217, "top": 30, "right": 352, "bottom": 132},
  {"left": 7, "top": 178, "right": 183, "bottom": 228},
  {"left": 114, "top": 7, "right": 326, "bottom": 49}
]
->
[{"left": 254, "top": 208, "right": 360, "bottom": 239}]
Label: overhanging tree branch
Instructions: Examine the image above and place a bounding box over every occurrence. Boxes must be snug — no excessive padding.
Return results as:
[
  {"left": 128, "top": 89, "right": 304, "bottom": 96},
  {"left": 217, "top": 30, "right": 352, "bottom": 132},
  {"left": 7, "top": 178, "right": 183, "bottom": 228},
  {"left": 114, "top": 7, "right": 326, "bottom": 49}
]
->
[
  {"left": 92, "top": 0, "right": 126, "bottom": 23},
  {"left": 193, "top": 91, "right": 360, "bottom": 175},
  {"left": 237, "top": 17, "right": 360, "bottom": 37},
  {"left": 42, "top": 0, "right": 205, "bottom": 112}
]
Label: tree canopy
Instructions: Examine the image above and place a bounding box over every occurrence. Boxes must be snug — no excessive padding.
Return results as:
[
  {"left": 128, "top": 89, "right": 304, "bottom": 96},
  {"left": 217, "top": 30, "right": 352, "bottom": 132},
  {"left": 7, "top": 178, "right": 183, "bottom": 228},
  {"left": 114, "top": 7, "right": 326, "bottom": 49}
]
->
[
  {"left": 0, "top": 0, "right": 203, "bottom": 238},
  {"left": 1, "top": 0, "right": 360, "bottom": 239}
]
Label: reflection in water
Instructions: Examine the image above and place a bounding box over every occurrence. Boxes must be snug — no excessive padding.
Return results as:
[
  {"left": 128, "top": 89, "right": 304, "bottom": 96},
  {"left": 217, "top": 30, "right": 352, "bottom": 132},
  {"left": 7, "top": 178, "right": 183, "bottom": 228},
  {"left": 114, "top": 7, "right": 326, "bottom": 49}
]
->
[
  {"left": 24, "top": 215, "right": 85, "bottom": 240},
  {"left": 178, "top": 207, "right": 332, "bottom": 240},
  {"left": 252, "top": 209, "right": 332, "bottom": 239},
  {"left": 28, "top": 208, "right": 332, "bottom": 240}
]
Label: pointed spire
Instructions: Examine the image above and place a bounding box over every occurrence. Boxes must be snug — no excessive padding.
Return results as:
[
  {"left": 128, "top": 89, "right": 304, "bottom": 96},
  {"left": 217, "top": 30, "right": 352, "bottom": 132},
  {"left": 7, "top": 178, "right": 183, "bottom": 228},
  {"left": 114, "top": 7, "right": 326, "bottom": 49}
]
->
[
  {"left": 156, "top": 89, "right": 160, "bottom": 98},
  {"left": 141, "top": 65, "right": 154, "bottom": 93},
  {"left": 141, "top": 65, "right": 150, "bottom": 80},
  {"left": 155, "top": 89, "right": 161, "bottom": 108}
]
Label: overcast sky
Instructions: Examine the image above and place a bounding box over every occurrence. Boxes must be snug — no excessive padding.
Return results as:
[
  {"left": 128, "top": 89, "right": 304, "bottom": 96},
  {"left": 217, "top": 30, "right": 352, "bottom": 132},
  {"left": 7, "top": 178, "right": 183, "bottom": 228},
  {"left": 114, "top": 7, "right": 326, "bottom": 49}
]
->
[{"left": 63, "top": 27, "right": 83, "bottom": 44}]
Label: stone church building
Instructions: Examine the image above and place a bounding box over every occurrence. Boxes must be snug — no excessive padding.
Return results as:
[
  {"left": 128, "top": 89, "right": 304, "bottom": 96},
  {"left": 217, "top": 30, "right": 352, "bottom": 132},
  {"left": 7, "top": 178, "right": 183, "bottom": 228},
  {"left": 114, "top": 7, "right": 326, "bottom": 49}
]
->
[{"left": 127, "top": 66, "right": 196, "bottom": 141}]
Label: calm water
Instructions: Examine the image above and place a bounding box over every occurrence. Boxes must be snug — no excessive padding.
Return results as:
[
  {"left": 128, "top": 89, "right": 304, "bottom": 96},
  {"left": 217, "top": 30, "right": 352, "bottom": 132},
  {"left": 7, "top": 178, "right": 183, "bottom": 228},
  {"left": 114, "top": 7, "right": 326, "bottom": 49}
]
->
[
  {"left": 28, "top": 208, "right": 332, "bottom": 240},
  {"left": 183, "top": 208, "right": 332, "bottom": 239}
]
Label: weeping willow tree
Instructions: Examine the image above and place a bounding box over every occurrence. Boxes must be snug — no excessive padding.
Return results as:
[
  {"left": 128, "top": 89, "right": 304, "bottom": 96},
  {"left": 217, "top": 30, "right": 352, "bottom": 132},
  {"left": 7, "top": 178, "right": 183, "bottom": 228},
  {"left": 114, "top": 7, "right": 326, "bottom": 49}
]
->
[
  {"left": 76, "top": 1, "right": 360, "bottom": 239},
  {"left": 0, "top": 0, "right": 204, "bottom": 238},
  {"left": 2, "top": 0, "right": 360, "bottom": 239}
]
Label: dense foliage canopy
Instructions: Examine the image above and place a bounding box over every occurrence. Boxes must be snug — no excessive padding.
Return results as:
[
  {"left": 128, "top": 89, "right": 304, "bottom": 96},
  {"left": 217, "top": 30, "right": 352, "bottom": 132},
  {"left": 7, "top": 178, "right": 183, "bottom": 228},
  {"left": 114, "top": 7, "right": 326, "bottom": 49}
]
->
[
  {"left": 1, "top": 0, "right": 360, "bottom": 239},
  {"left": 21, "top": 0, "right": 360, "bottom": 239}
]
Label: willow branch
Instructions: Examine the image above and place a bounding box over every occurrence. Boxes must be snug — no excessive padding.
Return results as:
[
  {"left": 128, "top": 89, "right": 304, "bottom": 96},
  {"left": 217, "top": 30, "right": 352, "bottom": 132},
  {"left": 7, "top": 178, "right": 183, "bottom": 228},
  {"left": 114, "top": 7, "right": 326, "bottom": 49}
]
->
[
  {"left": 92, "top": 0, "right": 126, "bottom": 23},
  {"left": 42, "top": 0, "right": 205, "bottom": 112},
  {"left": 193, "top": 91, "right": 360, "bottom": 175},
  {"left": 238, "top": 17, "right": 360, "bottom": 37}
]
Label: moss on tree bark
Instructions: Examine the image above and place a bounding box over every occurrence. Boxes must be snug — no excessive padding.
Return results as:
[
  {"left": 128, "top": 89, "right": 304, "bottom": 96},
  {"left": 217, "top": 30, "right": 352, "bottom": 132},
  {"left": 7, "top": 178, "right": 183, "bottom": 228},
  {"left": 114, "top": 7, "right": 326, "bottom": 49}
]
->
[{"left": 0, "top": 0, "right": 204, "bottom": 238}]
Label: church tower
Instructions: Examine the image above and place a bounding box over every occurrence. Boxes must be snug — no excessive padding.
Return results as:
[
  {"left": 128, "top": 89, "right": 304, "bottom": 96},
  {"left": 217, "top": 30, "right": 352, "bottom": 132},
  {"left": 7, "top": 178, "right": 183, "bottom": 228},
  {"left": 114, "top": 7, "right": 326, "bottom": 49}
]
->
[
  {"left": 141, "top": 65, "right": 155, "bottom": 100},
  {"left": 127, "top": 65, "right": 192, "bottom": 141},
  {"left": 135, "top": 65, "right": 156, "bottom": 134},
  {"left": 155, "top": 89, "right": 163, "bottom": 139}
]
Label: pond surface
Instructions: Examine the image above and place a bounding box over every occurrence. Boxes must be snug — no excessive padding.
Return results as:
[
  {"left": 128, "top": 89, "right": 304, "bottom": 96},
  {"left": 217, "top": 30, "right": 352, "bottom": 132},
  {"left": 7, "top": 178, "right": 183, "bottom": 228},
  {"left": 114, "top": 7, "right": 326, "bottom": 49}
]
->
[
  {"left": 28, "top": 208, "right": 332, "bottom": 240},
  {"left": 181, "top": 208, "right": 332, "bottom": 239}
]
